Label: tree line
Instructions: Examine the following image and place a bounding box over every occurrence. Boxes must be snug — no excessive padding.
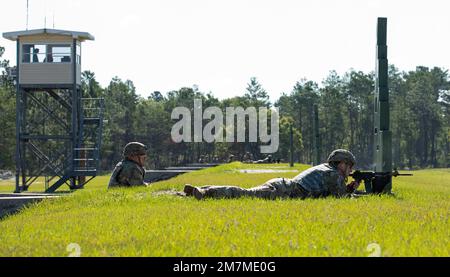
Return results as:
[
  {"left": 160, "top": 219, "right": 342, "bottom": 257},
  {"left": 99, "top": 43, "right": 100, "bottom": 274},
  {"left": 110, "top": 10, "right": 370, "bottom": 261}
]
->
[{"left": 1, "top": 45, "right": 449, "bottom": 170}]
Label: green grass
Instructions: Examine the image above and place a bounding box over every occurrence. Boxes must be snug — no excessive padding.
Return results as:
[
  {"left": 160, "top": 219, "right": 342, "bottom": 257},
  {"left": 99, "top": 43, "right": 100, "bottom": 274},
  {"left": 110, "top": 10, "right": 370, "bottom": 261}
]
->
[{"left": 0, "top": 163, "right": 449, "bottom": 257}]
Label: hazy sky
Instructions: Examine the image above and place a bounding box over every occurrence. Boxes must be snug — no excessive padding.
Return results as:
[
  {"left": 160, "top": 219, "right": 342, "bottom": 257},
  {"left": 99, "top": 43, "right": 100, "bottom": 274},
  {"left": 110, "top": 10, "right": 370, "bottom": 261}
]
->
[{"left": 1, "top": 0, "right": 449, "bottom": 101}]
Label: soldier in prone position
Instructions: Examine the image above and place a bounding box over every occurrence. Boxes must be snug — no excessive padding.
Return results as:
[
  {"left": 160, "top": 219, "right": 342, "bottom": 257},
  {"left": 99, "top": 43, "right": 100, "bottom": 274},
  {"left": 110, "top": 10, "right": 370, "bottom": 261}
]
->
[
  {"left": 108, "top": 142, "right": 148, "bottom": 188},
  {"left": 253, "top": 154, "right": 273, "bottom": 164},
  {"left": 184, "top": 149, "right": 361, "bottom": 200}
]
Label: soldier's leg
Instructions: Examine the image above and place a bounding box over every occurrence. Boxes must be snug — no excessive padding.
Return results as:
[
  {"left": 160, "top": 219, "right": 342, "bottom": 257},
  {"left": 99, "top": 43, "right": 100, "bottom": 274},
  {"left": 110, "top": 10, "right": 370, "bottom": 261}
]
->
[
  {"left": 183, "top": 184, "right": 195, "bottom": 196},
  {"left": 185, "top": 178, "right": 297, "bottom": 200},
  {"left": 248, "top": 178, "right": 293, "bottom": 199},
  {"left": 193, "top": 185, "right": 252, "bottom": 200}
]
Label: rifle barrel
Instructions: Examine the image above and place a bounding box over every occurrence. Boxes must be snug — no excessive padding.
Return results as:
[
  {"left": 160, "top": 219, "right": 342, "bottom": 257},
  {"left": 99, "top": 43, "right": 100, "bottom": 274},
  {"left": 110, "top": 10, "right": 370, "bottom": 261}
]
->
[{"left": 349, "top": 171, "right": 413, "bottom": 177}]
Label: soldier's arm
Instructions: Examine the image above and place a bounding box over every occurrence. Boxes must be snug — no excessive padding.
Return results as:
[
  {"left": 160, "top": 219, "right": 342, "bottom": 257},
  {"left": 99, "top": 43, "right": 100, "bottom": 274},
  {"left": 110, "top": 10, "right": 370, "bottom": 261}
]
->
[
  {"left": 324, "top": 172, "right": 350, "bottom": 198},
  {"left": 107, "top": 163, "right": 123, "bottom": 189},
  {"left": 118, "top": 166, "right": 146, "bottom": 187}
]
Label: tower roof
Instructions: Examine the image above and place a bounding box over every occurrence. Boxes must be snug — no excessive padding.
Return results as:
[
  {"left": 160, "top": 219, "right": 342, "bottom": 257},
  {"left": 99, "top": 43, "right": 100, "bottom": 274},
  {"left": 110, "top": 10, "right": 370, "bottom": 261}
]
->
[{"left": 2, "top": 28, "right": 95, "bottom": 42}]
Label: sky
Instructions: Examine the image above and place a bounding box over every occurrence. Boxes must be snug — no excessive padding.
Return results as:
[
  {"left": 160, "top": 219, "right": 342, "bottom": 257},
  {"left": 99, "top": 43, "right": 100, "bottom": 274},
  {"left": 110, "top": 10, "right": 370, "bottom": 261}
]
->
[{"left": 1, "top": 0, "right": 449, "bottom": 101}]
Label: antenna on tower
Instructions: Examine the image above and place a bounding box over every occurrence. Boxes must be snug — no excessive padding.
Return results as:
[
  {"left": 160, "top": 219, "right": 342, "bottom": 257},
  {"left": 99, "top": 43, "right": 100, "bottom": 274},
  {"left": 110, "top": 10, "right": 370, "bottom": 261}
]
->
[
  {"left": 44, "top": 16, "right": 47, "bottom": 28},
  {"left": 26, "top": 0, "right": 29, "bottom": 30},
  {"left": 52, "top": 0, "right": 55, "bottom": 29}
]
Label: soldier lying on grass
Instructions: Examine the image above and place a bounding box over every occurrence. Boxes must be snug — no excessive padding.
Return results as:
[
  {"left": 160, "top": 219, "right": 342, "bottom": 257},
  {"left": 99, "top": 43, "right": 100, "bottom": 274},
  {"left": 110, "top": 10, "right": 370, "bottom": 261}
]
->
[
  {"left": 108, "top": 142, "right": 148, "bottom": 188},
  {"left": 184, "top": 149, "right": 362, "bottom": 200}
]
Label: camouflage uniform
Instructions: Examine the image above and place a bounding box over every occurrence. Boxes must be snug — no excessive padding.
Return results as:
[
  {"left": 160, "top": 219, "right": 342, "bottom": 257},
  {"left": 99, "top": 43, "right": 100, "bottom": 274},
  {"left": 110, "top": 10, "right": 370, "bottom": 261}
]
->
[
  {"left": 108, "top": 159, "right": 146, "bottom": 188},
  {"left": 192, "top": 177, "right": 309, "bottom": 200},
  {"left": 187, "top": 149, "right": 356, "bottom": 200},
  {"left": 108, "top": 142, "right": 148, "bottom": 189},
  {"left": 291, "top": 163, "right": 349, "bottom": 198}
]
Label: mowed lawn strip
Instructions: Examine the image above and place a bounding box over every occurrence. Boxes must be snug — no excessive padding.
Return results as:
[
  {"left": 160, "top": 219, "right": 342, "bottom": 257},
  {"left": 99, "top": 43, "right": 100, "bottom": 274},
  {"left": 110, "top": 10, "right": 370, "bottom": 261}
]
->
[{"left": 0, "top": 163, "right": 448, "bottom": 256}]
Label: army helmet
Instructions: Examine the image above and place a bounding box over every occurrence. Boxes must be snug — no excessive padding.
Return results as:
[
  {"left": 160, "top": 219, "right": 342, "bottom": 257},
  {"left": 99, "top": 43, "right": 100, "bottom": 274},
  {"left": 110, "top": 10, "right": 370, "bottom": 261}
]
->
[
  {"left": 123, "top": 142, "right": 147, "bottom": 157},
  {"left": 327, "top": 149, "right": 356, "bottom": 166}
]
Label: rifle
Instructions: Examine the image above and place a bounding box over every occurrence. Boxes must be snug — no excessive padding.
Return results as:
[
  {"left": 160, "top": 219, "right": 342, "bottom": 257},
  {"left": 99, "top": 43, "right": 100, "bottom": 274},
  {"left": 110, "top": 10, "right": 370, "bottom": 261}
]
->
[{"left": 350, "top": 169, "right": 413, "bottom": 194}]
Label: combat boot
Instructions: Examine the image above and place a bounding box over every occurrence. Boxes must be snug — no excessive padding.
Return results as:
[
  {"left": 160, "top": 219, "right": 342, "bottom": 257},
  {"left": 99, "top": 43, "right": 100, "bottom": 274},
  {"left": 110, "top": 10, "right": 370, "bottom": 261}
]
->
[{"left": 183, "top": 184, "right": 195, "bottom": 196}]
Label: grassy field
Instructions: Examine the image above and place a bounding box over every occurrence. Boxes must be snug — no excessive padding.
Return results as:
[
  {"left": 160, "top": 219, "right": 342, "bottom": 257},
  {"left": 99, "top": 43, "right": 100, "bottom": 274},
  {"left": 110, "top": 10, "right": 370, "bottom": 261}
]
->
[{"left": 0, "top": 162, "right": 448, "bottom": 257}]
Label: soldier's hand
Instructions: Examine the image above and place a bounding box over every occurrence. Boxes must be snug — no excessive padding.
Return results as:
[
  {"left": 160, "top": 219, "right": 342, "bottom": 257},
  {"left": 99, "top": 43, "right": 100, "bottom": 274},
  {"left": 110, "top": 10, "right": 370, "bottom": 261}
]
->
[{"left": 347, "top": 181, "right": 360, "bottom": 192}]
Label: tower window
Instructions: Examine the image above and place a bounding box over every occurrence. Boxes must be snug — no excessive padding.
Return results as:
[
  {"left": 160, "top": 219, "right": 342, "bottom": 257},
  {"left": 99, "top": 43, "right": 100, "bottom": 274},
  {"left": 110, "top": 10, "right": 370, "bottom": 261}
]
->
[{"left": 22, "top": 44, "right": 72, "bottom": 63}]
